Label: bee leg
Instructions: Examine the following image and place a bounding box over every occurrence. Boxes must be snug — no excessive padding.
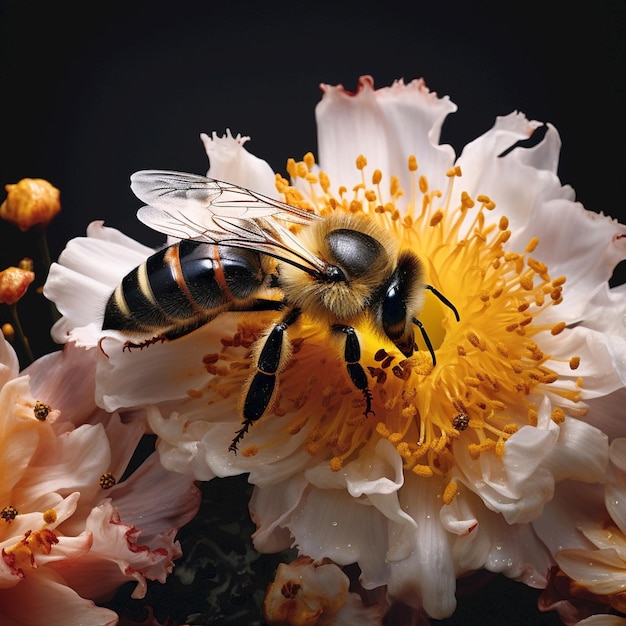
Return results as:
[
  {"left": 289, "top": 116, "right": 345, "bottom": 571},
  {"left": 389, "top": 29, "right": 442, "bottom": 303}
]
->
[
  {"left": 332, "top": 325, "right": 375, "bottom": 418},
  {"left": 230, "top": 307, "right": 301, "bottom": 453},
  {"left": 122, "top": 334, "right": 168, "bottom": 352}
]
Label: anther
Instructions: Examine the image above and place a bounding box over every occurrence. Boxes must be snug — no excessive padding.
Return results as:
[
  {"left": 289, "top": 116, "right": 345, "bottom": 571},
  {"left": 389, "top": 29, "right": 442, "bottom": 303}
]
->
[
  {"left": 526, "top": 237, "right": 540, "bottom": 253},
  {"left": 442, "top": 481, "right": 458, "bottom": 505},
  {"left": 569, "top": 356, "right": 580, "bottom": 370},
  {"left": 408, "top": 155, "right": 418, "bottom": 171},
  {"left": 356, "top": 155, "right": 367, "bottom": 170},
  {"left": 33, "top": 401, "right": 51, "bottom": 421},
  {"left": 412, "top": 464, "right": 433, "bottom": 477},
  {"left": 1, "top": 506, "right": 18, "bottom": 522},
  {"left": 430, "top": 210, "right": 444, "bottom": 226},
  {"left": 551, "top": 321, "right": 566, "bottom": 336},
  {"left": 99, "top": 472, "right": 116, "bottom": 489}
]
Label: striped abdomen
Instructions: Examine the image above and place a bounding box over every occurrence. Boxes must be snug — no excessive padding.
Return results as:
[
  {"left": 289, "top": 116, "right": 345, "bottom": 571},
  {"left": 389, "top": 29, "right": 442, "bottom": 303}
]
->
[{"left": 103, "top": 240, "right": 266, "bottom": 338}]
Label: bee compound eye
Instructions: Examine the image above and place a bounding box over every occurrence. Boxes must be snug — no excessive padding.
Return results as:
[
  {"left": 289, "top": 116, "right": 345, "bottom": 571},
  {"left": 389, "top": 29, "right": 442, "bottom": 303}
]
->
[{"left": 326, "top": 229, "right": 383, "bottom": 278}]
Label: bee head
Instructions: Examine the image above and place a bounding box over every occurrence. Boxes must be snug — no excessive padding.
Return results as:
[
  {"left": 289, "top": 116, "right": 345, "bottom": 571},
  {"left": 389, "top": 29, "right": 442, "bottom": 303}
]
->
[{"left": 279, "top": 215, "right": 396, "bottom": 322}]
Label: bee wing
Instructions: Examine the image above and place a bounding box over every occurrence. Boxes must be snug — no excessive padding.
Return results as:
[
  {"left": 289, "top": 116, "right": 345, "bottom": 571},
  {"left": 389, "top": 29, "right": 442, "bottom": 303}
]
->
[{"left": 131, "top": 170, "right": 326, "bottom": 275}]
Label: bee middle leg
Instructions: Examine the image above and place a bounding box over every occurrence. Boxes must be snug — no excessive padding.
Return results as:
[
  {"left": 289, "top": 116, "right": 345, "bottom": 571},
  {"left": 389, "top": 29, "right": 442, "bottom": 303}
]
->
[
  {"left": 230, "top": 307, "right": 301, "bottom": 452},
  {"left": 332, "top": 324, "right": 375, "bottom": 418}
]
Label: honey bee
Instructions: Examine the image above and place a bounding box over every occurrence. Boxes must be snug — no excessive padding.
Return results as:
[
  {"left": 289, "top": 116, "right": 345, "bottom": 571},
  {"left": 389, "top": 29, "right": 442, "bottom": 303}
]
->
[{"left": 104, "top": 170, "right": 459, "bottom": 451}]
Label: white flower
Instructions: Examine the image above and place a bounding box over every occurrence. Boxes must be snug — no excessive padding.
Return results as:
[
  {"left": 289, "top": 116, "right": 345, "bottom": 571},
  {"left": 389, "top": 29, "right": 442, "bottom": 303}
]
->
[{"left": 44, "top": 76, "right": 626, "bottom": 620}]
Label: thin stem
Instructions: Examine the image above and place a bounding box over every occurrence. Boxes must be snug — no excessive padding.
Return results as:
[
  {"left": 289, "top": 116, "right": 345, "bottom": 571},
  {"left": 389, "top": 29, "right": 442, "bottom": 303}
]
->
[{"left": 9, "top": 303, "right": 34, "bottom": 365}]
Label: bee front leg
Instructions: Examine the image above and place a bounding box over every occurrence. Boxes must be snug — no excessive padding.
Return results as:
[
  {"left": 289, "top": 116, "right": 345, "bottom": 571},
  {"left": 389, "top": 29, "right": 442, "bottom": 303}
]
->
[
  {"left": 230, "top": 307, "right": 301, "bottom": 452},
  {"left": 332, "top": 324, "right": 375, "bottom": 418}
]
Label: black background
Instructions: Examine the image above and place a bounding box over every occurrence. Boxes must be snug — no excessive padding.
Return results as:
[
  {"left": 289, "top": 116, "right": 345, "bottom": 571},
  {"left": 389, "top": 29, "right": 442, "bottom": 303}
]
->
[{"left": 0, "top": 1, "right": 624, "bottom": 623}]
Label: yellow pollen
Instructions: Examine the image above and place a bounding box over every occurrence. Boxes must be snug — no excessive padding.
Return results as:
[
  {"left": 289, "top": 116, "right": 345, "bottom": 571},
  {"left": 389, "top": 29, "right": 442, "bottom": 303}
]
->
[
  {"left": 412, "top": 464, "right": 433, "bottom": 478},
  {"left": 527, "top": 258, "right": 548, "bottom": 274},
  {"left": 477, "top": 195, "right": 496, "bottom": 210},
  {"left": 296, "top": 162, "right": 308, "bottom": 178},
  {"left": 390, "top": 176, "right": 400, "bottom": 196},
  {"left": 408, "top": 155, "right": 418, "bottom": 171},
  {"left": 430, "top": 210, "right": 444, "bottom": 226},
  {"left": 286, "top": 158, "right": 297, "bottom": 179},
  {"left": 446, "top": 165, "right": 462, "bottom": 177},
  {"left": 526, "top": 237, "right": 540, "bottom": 252},
  {"left": 551, "top": 321, "right": 566, "bottom": 335},
  {"left": 569, "top": 356, "right": 580, "bottom": 370},
  {"left": 242, "top": 445, "right": 259, "bottom": 457},
  {"left": 372, "top": 169, "right": 382, "bottom": 185},
  {"left": 442, "top": 481, "right": 458, "bottom": 505},
  {"left": 319, "top": 171, "right": 331, "bottom": 192},
  {"left": 551, "top": 407, "right": 566, "bottom": 424},
  {"left": 460, "top": 191, "right": 474, "bottom": 209},
  {"left": 468, "top": 440, "right": 496, "bottom": 460},
  {"left": 356, "top": 154, "right": 367, "bottom": 170},
  {"left": 495, "top": 438, "right": 506, "bottom": 458},
  {"left": 418, "top": 175, "right": 428, "bottom": 193},
  {"left": 528, "top": 409, "right": 539, "bottom": 426},
  {"left": 376, "top": 422, "right": 391, "bottom": 438},
  {"left": 499, "top": 216, "right": 509, "bottom": 230},
  {"left": 303, "top": 152, "right": 315, "bottom": 170},
  {"left": 43, "top": 509, "right": 57, "bottom": 524},
  {"left": 329, "top": 456, "right": 343, "bottom": 472}
]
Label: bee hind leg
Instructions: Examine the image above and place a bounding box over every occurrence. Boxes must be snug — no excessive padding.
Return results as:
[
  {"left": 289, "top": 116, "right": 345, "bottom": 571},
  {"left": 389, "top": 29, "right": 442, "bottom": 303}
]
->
[
  {"left": 332, "top": 324, "right": 375, "bottom": 418},
  {"left": 230, "top": 307, "right": 302, "bottom": 453}
]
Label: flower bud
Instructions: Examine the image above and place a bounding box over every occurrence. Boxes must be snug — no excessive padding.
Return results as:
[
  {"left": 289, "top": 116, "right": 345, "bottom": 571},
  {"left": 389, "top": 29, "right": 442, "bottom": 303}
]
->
[
  {"left": 1, "top": 178, "right": 61, "bottom": 231},
  {"left": 0, "top": 266, "right": 35, "bottom": 305}
]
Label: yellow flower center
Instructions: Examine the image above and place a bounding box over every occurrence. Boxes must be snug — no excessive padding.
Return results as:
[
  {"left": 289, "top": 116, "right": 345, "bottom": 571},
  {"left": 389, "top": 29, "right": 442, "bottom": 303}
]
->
[{"left": 197, "top": 152, "right": 582, "bottom": 495}]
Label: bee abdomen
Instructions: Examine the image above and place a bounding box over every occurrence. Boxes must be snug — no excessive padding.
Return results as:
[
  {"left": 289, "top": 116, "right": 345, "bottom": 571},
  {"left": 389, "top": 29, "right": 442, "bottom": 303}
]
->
[{"left": 103, "top": 241, "right": 265, "bottom": 334}]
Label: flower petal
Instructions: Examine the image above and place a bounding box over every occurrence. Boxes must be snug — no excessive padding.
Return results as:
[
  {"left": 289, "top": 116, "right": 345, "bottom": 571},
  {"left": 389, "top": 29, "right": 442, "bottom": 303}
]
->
[
  {"left": 316, "top": 76, "right": 456, "bottom": 195},
  {"left": 201, "top": 129, "right": 277, "bottom": 197}
]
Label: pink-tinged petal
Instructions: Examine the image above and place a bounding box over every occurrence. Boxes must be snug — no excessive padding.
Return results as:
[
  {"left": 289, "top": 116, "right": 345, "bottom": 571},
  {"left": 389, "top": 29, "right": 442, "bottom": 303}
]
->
[
  {"left": 201, "top": 129, "right": 277, "bottom": 198},
  {"left": 24, "top": 341, "right": 99, "bottom": 426},
  {"left": 69, "top": 500, "right": 182, "bottom": 601},
  {"left": 0, "top": 377, "right": 43, "bottom": 497},
  {"left": 0, "top": 333, "right": 19, "bottom": 388},
  {"left": 17, "top": 423, "right": 110, "bottom": 510},
  {"left": 316, "top": 76, "right": 456, "bottom": 196},
  {"left": 112, "top": 452, "right": 201, "bottom": 536},
  {"left": 0, "top": 566, "right": 118, "bottom": 626}
]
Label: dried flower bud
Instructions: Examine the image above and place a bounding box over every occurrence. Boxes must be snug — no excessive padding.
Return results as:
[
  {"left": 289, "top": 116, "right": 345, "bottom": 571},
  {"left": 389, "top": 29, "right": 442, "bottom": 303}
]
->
[
  {"left": 1, "top": 178, "right": 61, "bottom": 231},
  {"left": 0, "top": 266, "right": 35, "bottom": 305}
]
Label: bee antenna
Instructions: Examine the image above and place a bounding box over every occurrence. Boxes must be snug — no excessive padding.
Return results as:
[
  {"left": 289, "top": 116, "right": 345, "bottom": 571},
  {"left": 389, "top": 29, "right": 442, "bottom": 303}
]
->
[
  {"left": 411, "top": 317, "right": 436, "bottom": 367},
  {"left": 425, "top": 285, "right": 460, "bottom": 322}
]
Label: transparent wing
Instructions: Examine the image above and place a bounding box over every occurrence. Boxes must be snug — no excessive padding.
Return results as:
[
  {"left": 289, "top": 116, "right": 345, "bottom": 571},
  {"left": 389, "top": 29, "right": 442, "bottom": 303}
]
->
[{"left": 130, "top": 170, "right": 325, "bottom": 275}]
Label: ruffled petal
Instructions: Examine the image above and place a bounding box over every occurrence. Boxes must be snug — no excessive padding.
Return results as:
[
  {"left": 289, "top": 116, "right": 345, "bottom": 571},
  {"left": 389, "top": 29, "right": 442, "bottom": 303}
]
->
[
  {"left": 44, "top": 221, "right": 153, "bottom": 345},
  {"left": 316, "top": 76, "right": 456, "bottom": 196},
  {"left": 201, "top": 129, "right": 277, "bottom": 197}
]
